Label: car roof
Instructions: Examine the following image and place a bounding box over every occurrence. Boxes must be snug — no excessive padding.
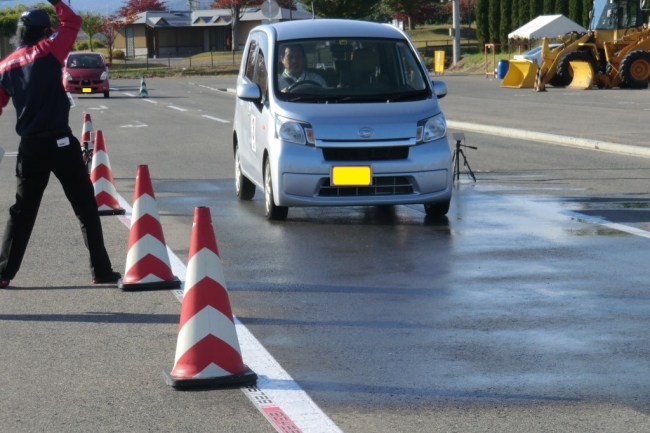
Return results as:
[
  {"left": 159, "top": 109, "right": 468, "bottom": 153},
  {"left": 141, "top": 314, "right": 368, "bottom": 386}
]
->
[
  {"left": 68, "top": 52, "right": 104, "bottom": 57},
  {"left": 264, "top": 19, "right": 407, "bottom": 41}
]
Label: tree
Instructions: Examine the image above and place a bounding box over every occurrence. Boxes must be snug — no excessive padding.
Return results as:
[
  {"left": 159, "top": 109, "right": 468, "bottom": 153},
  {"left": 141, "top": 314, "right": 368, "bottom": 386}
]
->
[
  {"left": 209, "top": 0, "right": 294, "bottom": 54},
  {"left": 475, "top": 0, "right": 489, "bottom": 47},
  {"left": 500, "top": 0, "right": 511, "bottom": 48},
  {"left": 568, "top": 0, "right": 582, "bottom": 27},
  {"left": 80, "top": 11, "right": 103, "bottom": 51},
  {"left": 99, "top": 14, "right": 133, "bottom": 61},
  {"left": 385, "top": 0, "right": 435, "bottom": 30},
  {"left": 581, "top": 0, "right": 591, "bottom": 27},
  {"left": 309, "top": 0, "right": 381, "bottom": 19},
  {"left": 459, "top": 0, "right": 477, "bottom": 28},
  {"left": 529, "top": 0, "right": 541, "bottom": 21},
  {"left": 510, "top": 0, "right": 520, "bottom": 33},
  {"left": 543, "top": 0, "right": 553, "bottom": 14},
  {"left": 488, "top": 0, "right": 499, "bottom": 43},
  {"left": 118, "top": 0, "right": 168, "bottom": 18}
]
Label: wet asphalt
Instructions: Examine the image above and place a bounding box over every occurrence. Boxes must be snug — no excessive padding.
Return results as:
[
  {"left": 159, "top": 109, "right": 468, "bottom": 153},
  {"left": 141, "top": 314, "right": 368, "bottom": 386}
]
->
[{"left": 0, "top": 76, "right": 649, "bottom": 432}]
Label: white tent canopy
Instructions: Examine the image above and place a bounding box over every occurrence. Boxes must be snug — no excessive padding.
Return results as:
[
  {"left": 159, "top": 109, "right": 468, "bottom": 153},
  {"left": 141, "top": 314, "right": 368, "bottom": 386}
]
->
[{"left": 508, "top": 14, "right": 587, "bottom": 39}]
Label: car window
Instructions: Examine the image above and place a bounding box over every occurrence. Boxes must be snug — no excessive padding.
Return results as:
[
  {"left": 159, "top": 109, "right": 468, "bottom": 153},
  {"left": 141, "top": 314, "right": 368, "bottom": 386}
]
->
[
  {"left": 274, "top": 37, "right": 431, "bottom": 103},
  {"left": 244, "top": 40, "right": 258, "bottom": 81},
  {"left": 254, "top": 50, "right": 268, "bottom": 99},
  {"left": 67, "top": 55, "right": 104, "bottom": 69}
]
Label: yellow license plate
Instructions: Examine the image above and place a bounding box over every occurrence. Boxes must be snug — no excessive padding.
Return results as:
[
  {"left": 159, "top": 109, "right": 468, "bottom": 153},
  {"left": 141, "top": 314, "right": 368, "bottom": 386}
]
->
[
  {"left": 331, "top": 166, "right": 372, "bottom": 186},
  {"left": 82, "top": 88, "right": 92, "bottom": 93}
]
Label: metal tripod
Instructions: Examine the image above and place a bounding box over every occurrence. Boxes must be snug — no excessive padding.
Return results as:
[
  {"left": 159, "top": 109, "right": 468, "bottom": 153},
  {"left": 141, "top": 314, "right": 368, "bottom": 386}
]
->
[{"left": 452, "top": 132, "right": 477, "bottom": 183}]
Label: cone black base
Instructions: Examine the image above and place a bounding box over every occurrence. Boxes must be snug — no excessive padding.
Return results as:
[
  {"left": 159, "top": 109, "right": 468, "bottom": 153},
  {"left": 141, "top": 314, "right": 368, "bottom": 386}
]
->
[
  {"left": 98, "top": 208, "right": 126, "bottom": 216},
  {"left": 162, "top": 366, "right": 257, "bottom": 389},
  {"left": 119, "top": 277, "right": 181, "bottom": 291}
]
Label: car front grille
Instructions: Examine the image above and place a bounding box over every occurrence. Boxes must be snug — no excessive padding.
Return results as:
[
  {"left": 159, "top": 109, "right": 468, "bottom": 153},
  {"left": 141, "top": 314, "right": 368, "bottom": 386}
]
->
[
  {"left": 322, "top": 146, "right": 409, "bottom": 161},
  {"left": 69, "top": 80, "right": 105, "bottom": 85},
  {"left": 318, "top": 176, "right": 414, "bottom": 197}
]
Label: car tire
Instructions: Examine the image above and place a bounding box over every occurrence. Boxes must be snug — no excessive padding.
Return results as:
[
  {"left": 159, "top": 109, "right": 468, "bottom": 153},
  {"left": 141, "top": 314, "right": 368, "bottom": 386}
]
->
[
  {"left": 264, "top": 158, "right": 288, "bottom": 221},
  {"left": 235, "top": 144, "right": 255, "bottom": 200},
  {"left": 423, "top": 200, "right": 450, "bottom": 217},
  {"left": 104, "top": 91, "right": 110, "bottom": 98}
]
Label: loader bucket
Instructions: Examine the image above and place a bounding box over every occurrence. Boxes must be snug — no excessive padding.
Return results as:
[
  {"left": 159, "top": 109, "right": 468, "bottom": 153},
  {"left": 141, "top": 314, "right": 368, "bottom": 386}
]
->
[
  {"left": 567, "top": 61, "right": 594, "bottom": 89},
  {"left": 500, "top": 60, "right": 538, "bottom": 88}
]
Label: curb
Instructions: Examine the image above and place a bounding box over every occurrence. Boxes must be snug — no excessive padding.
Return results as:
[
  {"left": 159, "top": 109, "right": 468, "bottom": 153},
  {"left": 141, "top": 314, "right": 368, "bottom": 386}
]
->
[{"left": 446, "top": 120, "right": 650, "bottom": 159}]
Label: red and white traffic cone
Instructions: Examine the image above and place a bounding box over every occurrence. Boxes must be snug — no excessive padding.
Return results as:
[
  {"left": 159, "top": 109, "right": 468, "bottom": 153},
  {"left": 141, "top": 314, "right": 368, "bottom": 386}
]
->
[
  {"left": 163, "top": 206, "right": 257, "bottom": 389},
  {"left": 81, "top": 112, "right": 95, "bottom": 149},
  {"left": 90, "top": 130, "right": 125, "bottom": 216},
  {"left": 119, "top": 165, "right": 181, "bottom": 291}
]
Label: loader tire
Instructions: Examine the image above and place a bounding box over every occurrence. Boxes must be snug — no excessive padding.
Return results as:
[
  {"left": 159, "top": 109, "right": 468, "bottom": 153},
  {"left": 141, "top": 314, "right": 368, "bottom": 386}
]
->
[
  {"left": 619, "top": 50, "right": 650, "bottom": 89},
  {"left": 556, "top": 51, "right": 597, "bottom": 87}
]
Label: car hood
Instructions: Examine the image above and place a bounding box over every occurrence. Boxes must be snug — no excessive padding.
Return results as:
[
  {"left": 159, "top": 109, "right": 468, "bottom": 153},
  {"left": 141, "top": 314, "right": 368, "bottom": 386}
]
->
[
  {"left": 273, "top": 98, "right": 442, "bottom": 142},
  {"left": 65, "top": 68, "right": 106, "bottom": 79}
]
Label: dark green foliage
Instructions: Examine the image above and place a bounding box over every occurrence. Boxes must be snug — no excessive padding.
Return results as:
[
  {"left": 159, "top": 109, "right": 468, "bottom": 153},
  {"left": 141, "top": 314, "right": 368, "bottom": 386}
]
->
[
  {"left": 554, "top": 0, "right": 568, "bottom": 16},
  {"left": 500, "top": 0, "right": 512, "bottom": 47},
  {"left": 488, "top": 0, "right": 501, "bottom": 43},
  {"left": 543, "top": 0, "right": 554, "bottom": 14},
  {"left": 518, "top": 0, "right": 529, "bottom": 30},
  {"left": 569, "top": 0, "right": 582, "bottom": 26},
  {"left": 529, "top": 0, "right": 542, "bottom": 21},
  {"left": 510, "top": 0, "right": 520, "bottom": 32},
  {"left": 476, "top": 0, "right": 488, "bottom": 44},
  {"left": 582, "top": 0, "right": 592, "bottom": 27}
]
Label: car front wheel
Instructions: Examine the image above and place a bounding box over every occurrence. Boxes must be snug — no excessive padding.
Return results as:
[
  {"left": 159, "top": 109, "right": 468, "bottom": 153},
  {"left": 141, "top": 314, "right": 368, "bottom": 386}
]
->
[
  {"left": 235, "top": 144, "right": 255, "bottom": 200},
  {"left": 264, "top": 158, "right": 288, "bottom": 220}
]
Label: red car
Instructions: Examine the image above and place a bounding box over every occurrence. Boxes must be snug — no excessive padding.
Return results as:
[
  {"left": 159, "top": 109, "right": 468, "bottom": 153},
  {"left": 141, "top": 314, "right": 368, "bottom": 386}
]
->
[{"left": 63, "top": 52, "right": 111, "bottom": 98}]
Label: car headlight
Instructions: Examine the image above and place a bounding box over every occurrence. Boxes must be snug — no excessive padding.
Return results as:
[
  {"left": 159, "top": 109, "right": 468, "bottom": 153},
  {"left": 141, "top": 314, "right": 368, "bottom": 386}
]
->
[
  {"left": 416, "top": 113, "right": 447, "bottom": 143},
  {"left": 275, "top": 115, "right": 314, "bottom": 145},
  {"left": 64, "top": 72, "right": 73, "bottom": 81},
  {"left": 100, "top": 71, "right": 108, "bottom": 80}
]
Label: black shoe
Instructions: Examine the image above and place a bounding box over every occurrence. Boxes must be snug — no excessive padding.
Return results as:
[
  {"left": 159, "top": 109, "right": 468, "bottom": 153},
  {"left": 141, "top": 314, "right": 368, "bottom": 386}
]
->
[
  {"left": 0, "top": 279, "right": 9, "bottom": 288},
  {"left": 93, "top": 271, "right": 121, "bottom": 284}
]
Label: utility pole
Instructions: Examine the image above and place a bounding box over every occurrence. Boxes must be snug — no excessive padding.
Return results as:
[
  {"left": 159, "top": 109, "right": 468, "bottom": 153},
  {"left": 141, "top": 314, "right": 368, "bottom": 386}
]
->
[{"left": 452, "top": 0, "right": 461, "bottom": 65}]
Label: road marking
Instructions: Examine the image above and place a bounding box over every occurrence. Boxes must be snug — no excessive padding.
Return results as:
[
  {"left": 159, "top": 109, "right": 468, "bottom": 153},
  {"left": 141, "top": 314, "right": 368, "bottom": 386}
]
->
[
  {"left": 202, "top": 115, "right": 230, "bottom": 123},
  {"left": 120, "top": 123, "right": 148, "bottom": 128},
  {"left": 197, "top": 84, "right": 224, "bottom": 92},
  {"left": 562, "top": 210, "right": 650, "bottom": 239},
  {"left": 114, "top": 194, "right": 342, "bottom": 433},
  {"left": 3, "top": 151, "right": 17, "bottom": 156},
  {"left": 168, "top": 105, "right": 188, "bottom": 112},
  {"left": 88, "top": 105, "right": 109, "bottom": 110},
  {"left": 141, "top": 99, "right": 157, "bottom": 104},
  {"left": 122, "top": 92, "right": 136, "bottom": 97}
]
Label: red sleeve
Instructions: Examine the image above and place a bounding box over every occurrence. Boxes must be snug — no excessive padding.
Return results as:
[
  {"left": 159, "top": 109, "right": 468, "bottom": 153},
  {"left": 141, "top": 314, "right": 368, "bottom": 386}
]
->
[
  {"left": 39, "top": 1, "right": 81, "bottom": 65},
  {"left": 0, "top": 87, "right": 9, "bottom": 116}
]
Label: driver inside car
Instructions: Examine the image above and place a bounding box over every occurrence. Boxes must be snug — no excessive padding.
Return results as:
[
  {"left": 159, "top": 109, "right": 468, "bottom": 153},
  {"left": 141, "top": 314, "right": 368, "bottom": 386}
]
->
[{"left": 278, "top": 44, "right": 327, "bottom": 91}]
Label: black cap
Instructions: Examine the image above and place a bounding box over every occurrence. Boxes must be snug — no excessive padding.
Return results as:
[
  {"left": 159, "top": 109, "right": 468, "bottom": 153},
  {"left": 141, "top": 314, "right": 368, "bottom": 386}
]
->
[{"left": 18, "top": 9, "right": 52, "bottom": 28}]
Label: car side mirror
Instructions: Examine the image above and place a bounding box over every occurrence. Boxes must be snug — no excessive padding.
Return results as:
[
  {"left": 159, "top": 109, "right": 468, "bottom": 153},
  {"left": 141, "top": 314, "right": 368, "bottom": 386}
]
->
[
  {"left": 237, "top": 82, "right": 262, "bottom": 102},
  {"left": 431, "top": 80, "right": 447, "bottom": 99}
]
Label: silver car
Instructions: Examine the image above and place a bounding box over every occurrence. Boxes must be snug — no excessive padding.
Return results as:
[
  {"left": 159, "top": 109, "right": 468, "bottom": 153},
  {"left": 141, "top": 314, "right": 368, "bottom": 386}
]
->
[{"left": 233, "top": 19, "right": 452, "bottom": 220}]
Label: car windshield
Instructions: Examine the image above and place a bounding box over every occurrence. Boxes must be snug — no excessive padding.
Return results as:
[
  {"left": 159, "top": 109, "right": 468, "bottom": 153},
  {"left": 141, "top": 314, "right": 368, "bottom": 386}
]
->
[
  {"left": 274, "top": 38, "right": 432, "bottom": 102},
  {"left": 67, "top": 55, "right": 104, "bottom": 69}
]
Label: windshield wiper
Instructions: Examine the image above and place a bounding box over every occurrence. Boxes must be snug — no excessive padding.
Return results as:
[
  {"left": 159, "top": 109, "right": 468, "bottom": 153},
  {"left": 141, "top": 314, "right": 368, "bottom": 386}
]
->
[{"left": 386, "top": 90, "right": 430, "bottom": 102}]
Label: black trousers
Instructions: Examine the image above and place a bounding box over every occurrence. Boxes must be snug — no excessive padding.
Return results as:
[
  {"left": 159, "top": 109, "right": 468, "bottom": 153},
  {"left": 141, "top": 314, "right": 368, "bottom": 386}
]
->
[{"left": 0, "top": 131, "right": 113, "bottom": 280}]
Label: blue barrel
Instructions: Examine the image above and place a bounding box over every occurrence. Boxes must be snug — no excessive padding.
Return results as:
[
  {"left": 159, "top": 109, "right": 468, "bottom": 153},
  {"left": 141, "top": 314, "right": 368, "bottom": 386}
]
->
[{"left": 496, "top": 60, "right": 509, "bottom": 79}]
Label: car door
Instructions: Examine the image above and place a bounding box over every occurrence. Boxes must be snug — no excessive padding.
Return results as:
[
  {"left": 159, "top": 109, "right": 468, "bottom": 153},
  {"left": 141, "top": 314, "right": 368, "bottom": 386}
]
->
[
  {"left": 236, "top": 37, "right": 258, "bottom": 183},
  {"left": 248, "top": 32, "right": 271, "bottom": 185}
]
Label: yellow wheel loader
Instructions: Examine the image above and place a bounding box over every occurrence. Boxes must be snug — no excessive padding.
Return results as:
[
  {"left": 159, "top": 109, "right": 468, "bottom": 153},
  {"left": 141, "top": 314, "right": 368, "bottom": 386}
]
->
[{"left": 502, "top": 0, "right": 650, "bottom": 89}]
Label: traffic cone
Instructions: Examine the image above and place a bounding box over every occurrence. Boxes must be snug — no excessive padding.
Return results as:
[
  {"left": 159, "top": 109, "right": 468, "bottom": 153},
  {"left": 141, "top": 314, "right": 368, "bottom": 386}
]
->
[
  {"left": 119, "top": 165, "right": 181, "bottom": 291},
  {"left": 81, "top": 112, "right": 95, "bottom": 147},
  {"left": 90, "top": 130, "right": 125, "bottom": 216},
  {"left": 139, "top": 76, "right": 148, "bottom": 98},
  {"left": 81, "top": 112, "right": 95, "bottom": 164},
  {"left": 163, "top": 206, "right": 257, "bottom": 389}
]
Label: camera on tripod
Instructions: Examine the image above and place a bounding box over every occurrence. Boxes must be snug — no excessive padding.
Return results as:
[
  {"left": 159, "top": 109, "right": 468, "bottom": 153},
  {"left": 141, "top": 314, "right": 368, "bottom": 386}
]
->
[{"left": 451, "top": 132, "right": 477, "bottom": 183}]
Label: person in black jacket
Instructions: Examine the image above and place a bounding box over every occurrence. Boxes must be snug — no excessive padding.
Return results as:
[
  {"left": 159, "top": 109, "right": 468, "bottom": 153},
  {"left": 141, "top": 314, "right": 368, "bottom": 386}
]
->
[{"left": 0, "top": 0, "right": 120, "bottom": 288}]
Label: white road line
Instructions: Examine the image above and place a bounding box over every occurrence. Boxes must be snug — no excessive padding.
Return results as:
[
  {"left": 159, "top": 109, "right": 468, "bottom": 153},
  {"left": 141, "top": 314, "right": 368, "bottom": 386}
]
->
[
  {"left": 168, "top": 105, "right": 188, "bottom": 112},
  {"left": 122, "top": 92, "right": 136, "bottom": 97},
  {"left": 115, "top": 194, "right": 342, "bottom": 433},
  {"left": 561, "top": 210, "right": 650, "bottom": 239},
  {"left": 202, "top": 115, "right": 230, "bottom": 123},
  {"left": 142, "top": 99, "right": 157, "bottom": 104}
]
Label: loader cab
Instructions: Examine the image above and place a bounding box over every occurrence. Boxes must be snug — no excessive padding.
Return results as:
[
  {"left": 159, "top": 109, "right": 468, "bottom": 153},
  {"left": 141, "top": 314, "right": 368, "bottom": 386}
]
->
[{"left": 590, "top": 0, "right": 645, "bottom": 37}]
